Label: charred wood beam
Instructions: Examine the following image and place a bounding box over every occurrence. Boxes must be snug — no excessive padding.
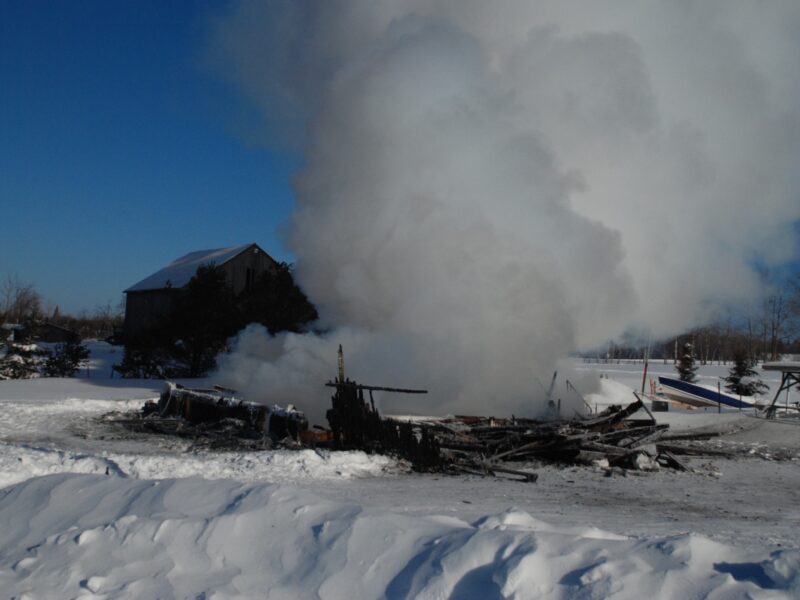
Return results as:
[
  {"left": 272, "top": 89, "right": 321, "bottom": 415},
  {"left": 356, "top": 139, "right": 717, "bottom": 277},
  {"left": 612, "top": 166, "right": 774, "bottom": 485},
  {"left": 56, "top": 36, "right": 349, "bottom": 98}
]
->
[
  {"left": 632, "top": 391, "right": 657, "bottom": 424},
  {"left": 579, "top": 441, "right": 641, "bottom": 457},
  {"left": 660, "top": 431, "right": 721, "bottom": 441},
  {"left": 658, "top": 450, "right": 690, "bottom": 471},
  {"left": 592, "top": 425, "right": 667, "bottom": 446},
  {"left": 479, "top": 463, "right": 539, "bottom": 483},
  {"left": 656, "top": 443, "right": 734, "bottom": 457},
  {"left": 580, "top": 399, "right": 645, "bottom": 430},
  {"left": 436, "top": 441, "right": 488, "bottom": 452},
  {"left": 490, "top": 432, "right": 594, "bottom": 461},
  {"left": 452, "top": 460, "right": 538, "bottom": 482},
  {"left": 325, "top": 381, "right": 428, "bottom": 394},
  {"left": 626, "top": 428, "right": 667, "bottom": 449}
]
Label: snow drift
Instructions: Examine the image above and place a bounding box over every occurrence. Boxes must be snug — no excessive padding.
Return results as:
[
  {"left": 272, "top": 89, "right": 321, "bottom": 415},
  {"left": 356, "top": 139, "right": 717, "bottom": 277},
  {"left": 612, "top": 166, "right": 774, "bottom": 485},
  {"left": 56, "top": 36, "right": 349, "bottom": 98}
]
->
[{"left": 2, "top": 473, "right": 799, "bottom": 599}]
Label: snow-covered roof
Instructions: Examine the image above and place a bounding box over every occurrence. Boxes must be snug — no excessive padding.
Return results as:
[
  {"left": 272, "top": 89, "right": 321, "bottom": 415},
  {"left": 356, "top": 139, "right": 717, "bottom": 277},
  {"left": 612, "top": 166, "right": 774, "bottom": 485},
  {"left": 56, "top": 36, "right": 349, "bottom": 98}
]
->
[{"left": 125, "top": 244, "right": 258, "bottom": 293}]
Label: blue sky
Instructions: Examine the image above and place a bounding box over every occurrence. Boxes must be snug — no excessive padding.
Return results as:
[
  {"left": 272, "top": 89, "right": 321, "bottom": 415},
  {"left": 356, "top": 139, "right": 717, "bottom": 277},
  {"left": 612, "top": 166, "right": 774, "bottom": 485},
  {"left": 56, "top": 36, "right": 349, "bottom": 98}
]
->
[{"left": 1, "top": 1, "right": 300, "bottom": 314}]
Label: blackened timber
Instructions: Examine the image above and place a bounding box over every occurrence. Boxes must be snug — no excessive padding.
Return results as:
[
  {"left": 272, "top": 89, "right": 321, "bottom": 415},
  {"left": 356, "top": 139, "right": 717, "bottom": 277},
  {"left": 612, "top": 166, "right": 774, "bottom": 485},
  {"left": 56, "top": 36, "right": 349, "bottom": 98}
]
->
[
  {"left": 482, "top": 464, "right": 539, "bottom": 482},
  {"left": 656, "top": 443, "right": 735, "bottom": 457},
  {"left": 625, "top": 427, "right": 668, "bottom": 449},
  {"left": 490, "top": 433, "right": 591, "bottom": 461},
  {"left": 658, "top": 450, "right": 690, "bottom": 471},
  {"left": 325, "top": 378, "right": 442, "bottom": 470},
  {"left": 632, "top": 391, "right": 657, "bottom": 424},
  {"left": 580, "top": 441, "right": 640, "bottom": 457},
  {"left": 437, "top": 441, "right": 487, "bottom": 452},
  {"left": 591, "top": 425, "right": 666, "bottom": 445},
  {"left": 454, "top": 460, "right": 539, "bottom": 482},
  {"left": 580, "top": 399, "right": 646, "bottom": 429},
  {"left": 325, "top": 381, "right": 428, "bottom": 394}
]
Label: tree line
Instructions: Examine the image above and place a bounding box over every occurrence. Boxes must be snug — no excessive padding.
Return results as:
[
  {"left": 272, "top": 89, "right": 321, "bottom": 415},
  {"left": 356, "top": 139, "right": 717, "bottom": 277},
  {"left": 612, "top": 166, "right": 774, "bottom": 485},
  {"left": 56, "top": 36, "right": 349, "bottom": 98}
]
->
[
  {"left": 1, "top": 274, "right": 124, "bottom": 340},
  {"left": 589, "top": 278, "right": 800, "bottom": 365},
  {"left": 0, "top": 275, "right": 95, "bottom": 378}
]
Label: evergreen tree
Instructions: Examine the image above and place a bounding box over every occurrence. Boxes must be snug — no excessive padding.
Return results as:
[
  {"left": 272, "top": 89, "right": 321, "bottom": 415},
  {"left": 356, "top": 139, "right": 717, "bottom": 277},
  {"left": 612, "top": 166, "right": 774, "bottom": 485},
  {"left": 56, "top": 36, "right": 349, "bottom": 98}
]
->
[
  {"left": 0, "top": 343, "right": 47, "bottom": 379},
  {"left": 42, "top": 339, "right": 90, "bottom": 377},
  {"left": 676, "top": 342, "right": 698, "bottom": 383},
  {"left": 115, "top": 341, "right": 172, "bottom": 379},
  {"left": 165, "top": 264, "right": 240, "bottom": 377},
  {"left": 724, "top": 349, "right": 769, "bottom": 396},
  {"left": 118, "top": 265, "right": 239, "bottom": 378},
  {"left": 239, "top": 262, "right": 318, "bottom": 334}
]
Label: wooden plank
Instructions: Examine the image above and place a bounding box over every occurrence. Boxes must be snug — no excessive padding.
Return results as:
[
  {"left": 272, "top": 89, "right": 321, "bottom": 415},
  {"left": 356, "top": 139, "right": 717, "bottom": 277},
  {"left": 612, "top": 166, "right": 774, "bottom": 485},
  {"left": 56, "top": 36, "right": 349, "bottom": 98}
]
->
[{"left": 658, "top": 450, "right": 690, "bottom": 471}]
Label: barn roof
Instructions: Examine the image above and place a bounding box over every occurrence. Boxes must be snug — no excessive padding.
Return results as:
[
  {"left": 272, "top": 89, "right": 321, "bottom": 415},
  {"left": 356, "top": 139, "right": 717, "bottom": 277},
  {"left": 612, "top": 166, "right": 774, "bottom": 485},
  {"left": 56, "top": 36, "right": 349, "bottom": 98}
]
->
[{"left": 125, "top": 243, "right": 264, "bottom": 293}]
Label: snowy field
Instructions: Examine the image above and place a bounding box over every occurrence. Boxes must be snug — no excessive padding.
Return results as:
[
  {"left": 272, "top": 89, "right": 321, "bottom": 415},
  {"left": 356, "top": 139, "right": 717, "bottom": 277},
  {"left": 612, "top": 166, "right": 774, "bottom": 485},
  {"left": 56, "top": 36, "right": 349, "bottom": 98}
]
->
[{"left": 1, "top": 344, "right": 799, "bottom": 598}]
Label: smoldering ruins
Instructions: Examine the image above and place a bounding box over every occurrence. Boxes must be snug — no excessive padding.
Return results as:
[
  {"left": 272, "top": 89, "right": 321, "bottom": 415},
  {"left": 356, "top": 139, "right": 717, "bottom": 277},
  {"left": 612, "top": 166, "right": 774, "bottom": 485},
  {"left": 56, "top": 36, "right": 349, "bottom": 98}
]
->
[{"left": 106, "top": 345, "right": 715, "bottom": 482}]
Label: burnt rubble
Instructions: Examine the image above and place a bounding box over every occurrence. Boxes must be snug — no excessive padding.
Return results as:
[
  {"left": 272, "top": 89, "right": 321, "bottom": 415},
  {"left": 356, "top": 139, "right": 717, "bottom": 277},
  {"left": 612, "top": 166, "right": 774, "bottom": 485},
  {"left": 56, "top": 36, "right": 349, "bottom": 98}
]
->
[
  {"left": 125, "top": 382, "right": 312, "bottom": 450},
  {"left": 117, "top": 347, "right": 701, "bottom": 478},
  {"left": 324, "top": 377, "right": 688, "bottom": 481},
  {"left": 320, "top": 345, "right": 690, "bottom": 480}
]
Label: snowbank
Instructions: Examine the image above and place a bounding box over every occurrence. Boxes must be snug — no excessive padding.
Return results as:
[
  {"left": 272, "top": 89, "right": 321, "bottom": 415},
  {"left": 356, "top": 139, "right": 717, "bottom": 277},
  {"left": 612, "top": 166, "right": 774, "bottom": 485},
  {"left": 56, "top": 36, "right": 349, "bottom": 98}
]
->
[
  {"left": 0, "top": 377, "right": 160, "bottom": 404},
  {"left": 1, "top": 473, "right": 798, "bottom": 599}
]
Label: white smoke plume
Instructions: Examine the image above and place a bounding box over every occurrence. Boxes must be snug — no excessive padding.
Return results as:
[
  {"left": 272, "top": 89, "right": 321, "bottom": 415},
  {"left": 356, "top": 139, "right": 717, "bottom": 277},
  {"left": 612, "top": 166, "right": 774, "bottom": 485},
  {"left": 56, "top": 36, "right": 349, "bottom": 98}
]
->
[{"left": 210, "top": 1, "right": 800, "bottom": 423}]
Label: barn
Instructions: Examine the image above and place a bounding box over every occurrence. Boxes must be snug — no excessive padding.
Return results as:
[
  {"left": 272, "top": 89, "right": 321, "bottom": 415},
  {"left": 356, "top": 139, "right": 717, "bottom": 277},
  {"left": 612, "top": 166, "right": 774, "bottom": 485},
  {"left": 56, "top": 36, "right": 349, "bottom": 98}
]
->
[{"left": 123, "top": 243, "right": 278, "bottom": 340}]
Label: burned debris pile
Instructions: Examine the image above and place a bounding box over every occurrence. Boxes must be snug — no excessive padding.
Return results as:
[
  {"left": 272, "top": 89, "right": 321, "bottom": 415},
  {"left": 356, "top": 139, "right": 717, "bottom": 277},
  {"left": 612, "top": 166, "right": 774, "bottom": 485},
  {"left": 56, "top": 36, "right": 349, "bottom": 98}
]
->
[
  {"left": 122, "top": 382, "right": 311, "bottom": 450},
  {"left": 325, "top": 374, "right": 685, "bottom": 480},
  {"left": 118, "top": 346, "right": 694, "bottom": 477}
]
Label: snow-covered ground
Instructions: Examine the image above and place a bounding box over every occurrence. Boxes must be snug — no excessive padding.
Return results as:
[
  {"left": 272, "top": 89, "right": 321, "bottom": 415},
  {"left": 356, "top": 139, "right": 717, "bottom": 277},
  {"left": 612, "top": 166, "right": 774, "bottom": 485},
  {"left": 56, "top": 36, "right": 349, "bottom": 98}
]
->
[{"left": 1, "top": 346, "right": 799, "bottom": 598}]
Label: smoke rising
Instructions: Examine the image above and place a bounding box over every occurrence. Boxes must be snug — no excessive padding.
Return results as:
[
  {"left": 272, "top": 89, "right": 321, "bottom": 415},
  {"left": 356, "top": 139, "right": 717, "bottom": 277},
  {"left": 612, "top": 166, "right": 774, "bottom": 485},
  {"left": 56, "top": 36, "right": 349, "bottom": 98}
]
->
[{"left": 210, "top": 1, "right": 800, "bottom": 422}]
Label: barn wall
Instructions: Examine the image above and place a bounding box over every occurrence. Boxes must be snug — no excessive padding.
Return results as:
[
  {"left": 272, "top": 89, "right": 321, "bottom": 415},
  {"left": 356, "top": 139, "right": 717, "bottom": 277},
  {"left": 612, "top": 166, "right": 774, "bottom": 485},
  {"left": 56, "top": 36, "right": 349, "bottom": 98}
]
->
[{"left": 221, "top": 244, "right": 279, "bottom": 295}]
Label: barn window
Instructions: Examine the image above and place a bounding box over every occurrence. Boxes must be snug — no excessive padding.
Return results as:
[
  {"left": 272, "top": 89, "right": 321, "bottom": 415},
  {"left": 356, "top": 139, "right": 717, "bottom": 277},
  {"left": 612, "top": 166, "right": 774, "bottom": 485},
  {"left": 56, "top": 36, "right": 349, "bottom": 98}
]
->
[{"left": 246, "top": 268, "right": 256, "bottom": 291}]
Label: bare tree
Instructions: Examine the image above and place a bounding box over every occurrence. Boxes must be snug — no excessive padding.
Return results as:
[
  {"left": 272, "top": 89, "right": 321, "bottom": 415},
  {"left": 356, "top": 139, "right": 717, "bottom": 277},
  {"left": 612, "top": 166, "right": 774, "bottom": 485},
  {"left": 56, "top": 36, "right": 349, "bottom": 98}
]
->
[
  {"left": 91, "top": 301, "right": 123, "bottom": 338},
  {"left": 786, "top": 276, "right": 800, "bottom": 353},
  {"left": 765, "top": 292, "right": 785, "bottom": 360},
  {"left": 757, "top": 284, "right": 797, "bottom": 361},
  {"left": 0, "top": 275, "right": 43, "bottom": 324}
]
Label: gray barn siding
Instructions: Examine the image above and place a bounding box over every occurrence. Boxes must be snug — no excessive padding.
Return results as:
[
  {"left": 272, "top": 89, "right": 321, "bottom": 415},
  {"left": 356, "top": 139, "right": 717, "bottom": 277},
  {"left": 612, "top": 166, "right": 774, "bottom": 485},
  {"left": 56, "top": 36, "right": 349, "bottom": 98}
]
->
[
  {"left": 123, "top": 244, "right": 279, "bottom": 340},
  {"left": 221, "top": 245, "right": 278, "bottom": 295}
]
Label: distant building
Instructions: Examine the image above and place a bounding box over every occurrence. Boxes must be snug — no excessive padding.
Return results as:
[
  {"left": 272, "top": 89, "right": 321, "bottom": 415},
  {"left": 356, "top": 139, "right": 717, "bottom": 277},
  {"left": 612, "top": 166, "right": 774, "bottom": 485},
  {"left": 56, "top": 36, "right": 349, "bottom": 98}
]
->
[
  {"left": 1, "top": 323, "right": 24, "bottom": 344},
  {"left": 1, "top": 322, "right": 77, "bottom": 344},
  {"left": 38, "top": 322, "right": 79, "bottom": 343},
  {"left": 123, "top": 243, "right": 278, "bottom": 340}
]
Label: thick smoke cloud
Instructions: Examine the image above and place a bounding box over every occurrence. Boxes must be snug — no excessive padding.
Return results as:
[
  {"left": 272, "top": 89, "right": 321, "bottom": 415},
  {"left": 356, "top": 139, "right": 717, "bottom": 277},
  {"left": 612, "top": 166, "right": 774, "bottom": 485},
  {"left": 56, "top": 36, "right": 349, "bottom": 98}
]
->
[{"left": 210, "top": 1, "right": 800, "bottom": 422}]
